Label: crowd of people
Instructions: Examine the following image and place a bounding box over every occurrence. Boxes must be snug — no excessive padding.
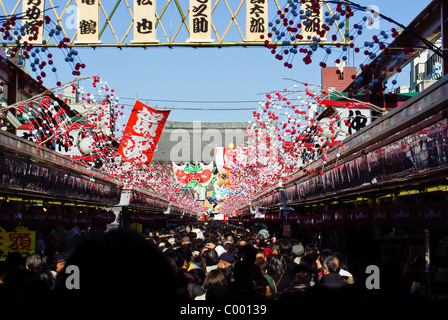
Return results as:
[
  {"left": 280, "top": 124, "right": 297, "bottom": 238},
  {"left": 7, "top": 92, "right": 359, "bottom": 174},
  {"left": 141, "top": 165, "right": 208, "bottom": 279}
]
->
[{"left": 0, "top": 220, "right": 427, "bottom": 308}]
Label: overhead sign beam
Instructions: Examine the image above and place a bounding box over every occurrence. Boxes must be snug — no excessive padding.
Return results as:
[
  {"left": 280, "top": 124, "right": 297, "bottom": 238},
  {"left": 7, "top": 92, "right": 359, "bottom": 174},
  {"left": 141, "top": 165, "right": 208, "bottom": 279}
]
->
[{"left": 0, "top": 0, "right": 349, "bottom": 48}]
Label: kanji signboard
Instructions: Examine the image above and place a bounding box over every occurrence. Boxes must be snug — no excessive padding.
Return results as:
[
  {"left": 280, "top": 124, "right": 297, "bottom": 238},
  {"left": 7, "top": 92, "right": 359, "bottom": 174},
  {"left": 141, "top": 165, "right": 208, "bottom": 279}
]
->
[{"left": 0, "top": 227, "right": 36, "bottom": 261}]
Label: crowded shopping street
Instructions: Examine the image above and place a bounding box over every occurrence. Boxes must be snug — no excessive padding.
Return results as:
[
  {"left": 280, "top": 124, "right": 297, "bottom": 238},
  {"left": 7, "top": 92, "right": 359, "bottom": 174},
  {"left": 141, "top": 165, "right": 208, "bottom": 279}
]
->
[{"left": 1, "top": 0, "right": 448, "bottom": 316}]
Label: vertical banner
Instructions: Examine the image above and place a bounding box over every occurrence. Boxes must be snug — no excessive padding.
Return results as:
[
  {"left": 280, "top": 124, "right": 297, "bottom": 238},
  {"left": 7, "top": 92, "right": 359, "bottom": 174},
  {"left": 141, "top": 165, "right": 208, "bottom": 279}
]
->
[
  {"left": 187, "top": 0, "right": 214, "bottom": 43},
  {"left": 76, "top": 0, "right": 102, "bottom": 44},
  {"left": 117, "top": 101, "right": 170, "bottom": 165},
  {"left": 22, "top": 0, "right": 45, "bottom": 43},
  {"left": 245, "top": 0, "right": 268, "bottom": 42},
  {"left": 132, "top": 0, "right": 159, "bottom": 43},
  {"left": 300, "top": 0, "right": 324, "bottom": 40}
]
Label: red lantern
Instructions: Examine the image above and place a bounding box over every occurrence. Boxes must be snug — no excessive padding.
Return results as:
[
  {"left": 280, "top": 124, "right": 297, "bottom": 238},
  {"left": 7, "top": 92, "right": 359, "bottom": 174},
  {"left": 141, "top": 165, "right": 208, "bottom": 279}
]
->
[
  {"left": 423, "top": 201, "right": 448, "bottom": 229},
  {"left": 77, "top": 215, "right": 91, "bottom": 229},
  {"left": 334, "top": 208, "right": 352, "bottom": 227},
  {"left": 0, "top": 206, "right": 21, "bottom": 230},
  {"left": 372, "top": 206, "right": 394, "bottom": 227},
  {"left": 302, "top": 216, "right": 314, "bottom": 230},
  {"left": 313, "top": 213, "right": 325, "bottom": 230},
  {"left": 62, "top": 213, "right": 78, "bottom": 229},
  {"left": 22, "top": 208, "right": 44, "bottom": 229},
  {"left": 351, "top": 207, "right": 371, "bottom": 228},
  {"left": 44, "top": 209, "right": 63, "bottom": 227},
  {"left": 322, "top": 210, "right": 335, "bottom": 227},
  {"left": 392, "top": 203, "right": 420, "bottom": 228}
]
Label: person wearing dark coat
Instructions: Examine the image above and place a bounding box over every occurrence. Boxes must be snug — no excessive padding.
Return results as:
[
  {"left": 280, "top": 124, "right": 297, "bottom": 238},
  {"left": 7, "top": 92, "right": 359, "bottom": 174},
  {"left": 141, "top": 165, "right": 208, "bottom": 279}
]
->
[{"left": 307, "top": 254, "right": 360, "bottom": 301}]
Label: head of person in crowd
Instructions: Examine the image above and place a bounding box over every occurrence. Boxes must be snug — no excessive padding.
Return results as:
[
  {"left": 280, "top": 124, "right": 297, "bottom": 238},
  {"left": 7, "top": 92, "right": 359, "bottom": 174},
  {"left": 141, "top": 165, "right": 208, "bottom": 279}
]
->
[
  {"left": 238, "top": 244, "right": 257, "bottom": 264},
  {"left": 323, "top": 255, "right": 341, "bottom": 275},
  {"left": 203, "top": 269, "right": 228, "bottom": 300},
  {"left": 182, "top": 236, "right": 191, "bottom": 248},
  {"left": 204, "top": 269, "right": 227, "bottom": 288},
  {"left": 291, "top": 264, "right": 312, "bottom": 288},
  {"left": 202, "top": 248, "right": 218, "bottom": 268},
  {"left": 189, "top": 268, "right": 206, "bottom": 287},
  {"left": 318, "top": 248, "right": 333, "bottom": 272},
  {"left": 266, "top": 254, "right": 287, "bottom": 281},
  {"left": 292, "top": 244, "right": 304, "bottom": 261},
  {"left": 270, "top": 243, "right": 280, "bottom": 255},
  {"left": 54, "top": 252, "right": 67, "bottom": 273},
  {"left": 53, "top": 228, "right": 177, "bottom": 306},
  {"left": 300, "top": 252, "right": 319, "bottom": 271},
  {"left": 277, "top": 238, "right": 292, "bottom": 259},
  {"left": 216, "top": 252, "right": 234, "bottom": 270}
]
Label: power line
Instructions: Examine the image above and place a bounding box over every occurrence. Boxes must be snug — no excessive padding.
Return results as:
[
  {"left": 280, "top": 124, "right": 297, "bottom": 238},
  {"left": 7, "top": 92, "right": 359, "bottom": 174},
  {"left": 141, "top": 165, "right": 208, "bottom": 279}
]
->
[
  {"left": 120, "top": 103, "right": 255, "bottom": 111},
  {"left": 119, "top": 97, "right": 260, "bottom": 104}
]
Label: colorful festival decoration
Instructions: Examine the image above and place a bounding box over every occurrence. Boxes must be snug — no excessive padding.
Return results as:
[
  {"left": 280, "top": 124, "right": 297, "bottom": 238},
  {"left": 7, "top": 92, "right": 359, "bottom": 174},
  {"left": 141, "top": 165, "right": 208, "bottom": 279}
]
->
[
  {"left": 173, "top": 162, "right": 215, "bottom": 190},
  {"left": 264, "top": 0, "right": 446, "bottom": 98},
  {"left": 216, "top": 79, "right": 385, "bottom": 215}
]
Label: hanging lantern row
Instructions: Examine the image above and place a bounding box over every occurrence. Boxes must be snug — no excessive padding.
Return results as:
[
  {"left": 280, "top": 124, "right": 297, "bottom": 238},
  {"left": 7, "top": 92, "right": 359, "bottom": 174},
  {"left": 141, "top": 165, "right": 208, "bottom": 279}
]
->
[
  {"left": 0, "top": 207, "right": 115, "bottom": 230},
  {"left": 228, "top": 217, "right": 252, "bottom": 223},
  {"left": 248, "top": 201, "right": 448, "bottom": 230},
  {"left": 129, "top": 213, "right": 197, "bottom": 224},
  {"left": 167, "top": 217, "right": 196, "bottom": 224}
]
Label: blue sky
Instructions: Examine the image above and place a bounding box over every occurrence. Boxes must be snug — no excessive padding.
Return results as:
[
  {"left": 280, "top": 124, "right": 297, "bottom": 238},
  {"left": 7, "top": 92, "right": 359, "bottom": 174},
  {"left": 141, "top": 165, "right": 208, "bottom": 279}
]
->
[{"left": 33, "top": 0, "right": 432, "bottom": 123}]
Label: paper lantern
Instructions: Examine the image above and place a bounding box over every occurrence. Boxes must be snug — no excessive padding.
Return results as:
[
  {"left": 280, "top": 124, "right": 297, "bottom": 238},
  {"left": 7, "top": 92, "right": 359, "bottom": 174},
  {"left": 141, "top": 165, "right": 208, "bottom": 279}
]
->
[
  {"left": 334, "top": 208, "right": 352, "bottom": 227},
  {"left": 62, "top": 213, "right": 78, "bottom": 229},
  {"left": 22, "top": 208, "right": 44, "bottom": 229},
  {"left": 392, "top": 203, "right": 420, "bottom": 228},
  {"left": 302, "top": 216, "right": 314, "bottom": 230},
  {"left": 423, "top": 201, "right": 448, "bottom": 229},
  {"left": 322, "top": 209, "right": 335, "bottom": 227},
  {"left": 0, "top": 206, "right": 21, "bottom": 230},
  {"left": 313, "top": 213, "right": 325, "bottom": 230},
  {"left": 44, "top": 209, "right": 63, "bottom": 227},
  {"left": 77, "top": 215, "right": 91, "bottom": 229},
  {"left": 351, "top": 207, "right": 371, "bottom": 228},
  {"left": 372, "top": 206, "right": 394, "bottom": 228}
]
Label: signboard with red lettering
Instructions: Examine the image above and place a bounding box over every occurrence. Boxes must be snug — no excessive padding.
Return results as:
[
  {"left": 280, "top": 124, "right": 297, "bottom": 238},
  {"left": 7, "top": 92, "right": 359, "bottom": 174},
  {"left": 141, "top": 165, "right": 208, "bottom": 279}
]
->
[{"left": 0, "top": 227, "right": 36, "bottom": 261}]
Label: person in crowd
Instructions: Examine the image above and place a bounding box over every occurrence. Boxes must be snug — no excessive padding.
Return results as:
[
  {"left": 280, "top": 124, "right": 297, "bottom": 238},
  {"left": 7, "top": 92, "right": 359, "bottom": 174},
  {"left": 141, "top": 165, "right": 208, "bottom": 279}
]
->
[
  {"left": 195, "top": 269, "right": 228, "bottom": 300},
  {"left": 292, "top": 243, "right": 305, "bottom": 264},
  {"left": 270, "top": 243, "right": 280, "bottom": 255},
  {"left": 266, "top": 253, "right": 290, "bottom": 295},
  {"left": 23, "top": 253, "right": 54, "bottom": 299},
  {"left": 50, "top": 252, "right": 67, "bottom": 280},
  {"left": 255, "top": 253, "right": 276, "bottom": 296},
  {"left": 202, "top": 248, "right": 218, "bottom": 273},
  {"left": 299, "top": 252, "right": 320, "bottom": 286},
  {"left": 280, "top": 264, "right": 312, "bottom": 301},
  {"left": 226, "top": 260, "right": 270, "bottom": 300},
  {"left": 257, "top": 223, "right": 270, "bottom": 240},
  {"left": 187, "top": 268, "right": 206, "bottom": 299},
  {"left": 276, "top": 238, "right": 294, "bottom": 291},
  {"left": 318, "top": 255, "right": 347, "bottom": 290},
  {"left": 189, "top": 255, "right": 206, "bottom": 273},
  {"left": 216, "top": 252, "right": 235, "bottom": 283}
]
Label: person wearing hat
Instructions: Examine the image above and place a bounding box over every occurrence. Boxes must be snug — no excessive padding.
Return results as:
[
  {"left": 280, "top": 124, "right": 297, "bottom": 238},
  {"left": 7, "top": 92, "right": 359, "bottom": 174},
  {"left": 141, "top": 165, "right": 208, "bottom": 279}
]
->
[
  {"left": 215, "top": 252, "right": 235, "bottom": 283},
  {"left": 51, "top": 252, "right": 68, "bottom": 279},
  {"left": 216, "top": 252, "right": 234, "bottom": 269}
]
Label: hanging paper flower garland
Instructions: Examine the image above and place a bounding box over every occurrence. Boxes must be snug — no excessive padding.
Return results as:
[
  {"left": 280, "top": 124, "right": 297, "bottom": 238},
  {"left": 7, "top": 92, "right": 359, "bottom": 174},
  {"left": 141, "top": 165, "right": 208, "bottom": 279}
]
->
[
  {"left": 217, "top": 79, "right": 384, "bottom": 215},
  {"left": 0, "top": 13, "right": 86, "bottom": 89},
  {"left": 265, "top": 0, "right": 411, "bottom": 96}
]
